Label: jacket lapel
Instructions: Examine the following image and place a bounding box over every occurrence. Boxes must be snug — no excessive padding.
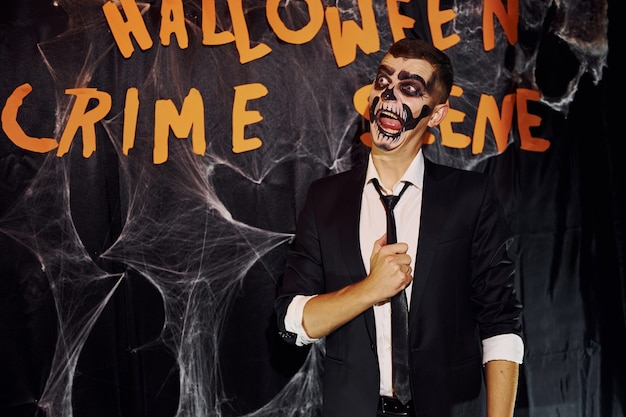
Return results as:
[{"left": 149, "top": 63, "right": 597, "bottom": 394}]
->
[
  {"left": 335, "top": 166, "right": 377, "bottom": 340},
  {"left": 337, "top": 167, "right": 368, "bottom": 281},
  {"left": 409, "top": 160, "right": 458, "bottom": 319}
]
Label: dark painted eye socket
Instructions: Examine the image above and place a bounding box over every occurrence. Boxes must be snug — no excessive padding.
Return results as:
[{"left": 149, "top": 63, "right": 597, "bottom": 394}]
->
[
  {"left": 374, "top": 74, "right": 390, "bottom": 90},
  {"left": 399, "top": 82, "right": 425, "bottom": 97}
]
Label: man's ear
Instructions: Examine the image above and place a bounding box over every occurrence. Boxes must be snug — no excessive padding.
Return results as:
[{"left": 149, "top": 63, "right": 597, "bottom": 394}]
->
[{"left": 427, "top": 103, "right": 448, "bottom": 127}]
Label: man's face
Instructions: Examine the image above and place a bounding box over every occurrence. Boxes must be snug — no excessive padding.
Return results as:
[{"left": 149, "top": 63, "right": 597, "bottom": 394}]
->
[{"left": 368, "top": 55, "right": 437, "bottom": 152}]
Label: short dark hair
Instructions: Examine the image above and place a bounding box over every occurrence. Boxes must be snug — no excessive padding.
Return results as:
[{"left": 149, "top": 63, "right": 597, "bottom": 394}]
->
[{"left": 387, "top": 38, "right": 454, "bottom": 104}]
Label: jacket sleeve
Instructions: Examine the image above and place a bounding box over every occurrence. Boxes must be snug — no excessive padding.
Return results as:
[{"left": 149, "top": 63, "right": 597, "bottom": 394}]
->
[
  {"left": 275, "top": 181, "right": 326, "bottom": 345},
  {"left": 469, "top": 174, "right": 523, "bottom": 341}
]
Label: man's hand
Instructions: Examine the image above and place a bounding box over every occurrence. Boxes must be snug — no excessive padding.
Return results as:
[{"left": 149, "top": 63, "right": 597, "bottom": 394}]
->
[{"left": 367, "top": 234, "right": 413, "bottom": 305}]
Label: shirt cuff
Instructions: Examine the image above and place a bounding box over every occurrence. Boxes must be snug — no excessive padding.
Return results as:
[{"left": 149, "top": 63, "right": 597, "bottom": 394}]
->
[
  {"left": 285, "top": 294, "right": 319, "bottom": 346},
  {"left": 482, "top": 333, "right": 524, "bottom": 365}
]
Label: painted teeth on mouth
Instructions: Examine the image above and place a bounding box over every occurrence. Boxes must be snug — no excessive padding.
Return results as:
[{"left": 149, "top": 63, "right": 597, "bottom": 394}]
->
[{"left": 381, "top": 110, "right": 398, "bottom": 120}]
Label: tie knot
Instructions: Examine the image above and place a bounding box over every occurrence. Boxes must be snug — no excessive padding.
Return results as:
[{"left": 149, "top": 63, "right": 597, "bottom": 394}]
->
[{"left": 371, "top": 178, "right": 411, "bottom": 213}]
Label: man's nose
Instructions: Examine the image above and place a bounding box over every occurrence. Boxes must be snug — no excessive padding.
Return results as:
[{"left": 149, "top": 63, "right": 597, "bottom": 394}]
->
[{"left": 381, "top": 86, "right": 396, "bottom": 101}]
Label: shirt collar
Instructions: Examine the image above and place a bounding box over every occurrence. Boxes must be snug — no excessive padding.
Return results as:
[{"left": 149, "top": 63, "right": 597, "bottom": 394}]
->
[{"left": 365, "top": 149, "right": 425, "bottom": 193}]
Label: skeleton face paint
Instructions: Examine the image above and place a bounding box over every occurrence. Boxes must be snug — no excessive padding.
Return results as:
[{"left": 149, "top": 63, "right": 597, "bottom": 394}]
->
[{"left": 369, "top": 56, "right": 436, "bottom": 151}]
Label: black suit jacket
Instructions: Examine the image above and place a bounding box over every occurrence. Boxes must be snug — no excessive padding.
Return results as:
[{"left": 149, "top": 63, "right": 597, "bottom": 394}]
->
[{"left": 275, "top": 158, "right": 523, "bottom": 417}]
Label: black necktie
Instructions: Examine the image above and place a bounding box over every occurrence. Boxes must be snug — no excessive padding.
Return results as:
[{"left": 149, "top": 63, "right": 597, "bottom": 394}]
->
[{"left": 371, "top": 178, "right": 412, "bottom": 404}]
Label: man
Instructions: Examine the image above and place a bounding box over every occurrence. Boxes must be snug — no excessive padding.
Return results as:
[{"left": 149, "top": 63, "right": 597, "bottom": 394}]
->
[{"left": 275, "top": 38, "right": 524, "bottom": 417}]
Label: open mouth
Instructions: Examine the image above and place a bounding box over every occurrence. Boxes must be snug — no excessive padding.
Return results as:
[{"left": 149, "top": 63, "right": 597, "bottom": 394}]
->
[{"left": 376, "top": 109, "right": 405, "bottom": 136}]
